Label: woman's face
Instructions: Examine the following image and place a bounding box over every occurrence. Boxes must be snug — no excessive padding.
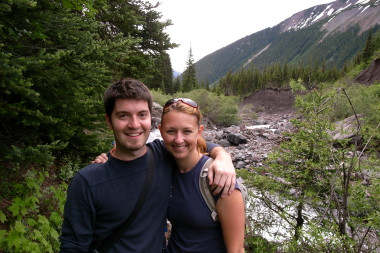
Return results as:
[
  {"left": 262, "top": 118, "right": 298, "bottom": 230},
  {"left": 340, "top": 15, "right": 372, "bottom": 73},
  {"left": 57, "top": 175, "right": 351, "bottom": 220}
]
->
[{"left": 159, "top": 110, "right": 203, "bottom": 160}]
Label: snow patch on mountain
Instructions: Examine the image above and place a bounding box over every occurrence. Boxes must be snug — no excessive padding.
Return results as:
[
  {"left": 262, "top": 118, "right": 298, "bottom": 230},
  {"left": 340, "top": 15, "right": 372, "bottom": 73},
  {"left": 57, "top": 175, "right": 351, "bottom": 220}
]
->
[{"left": 279, "top": 0, "right": 380, "bottom": 35}]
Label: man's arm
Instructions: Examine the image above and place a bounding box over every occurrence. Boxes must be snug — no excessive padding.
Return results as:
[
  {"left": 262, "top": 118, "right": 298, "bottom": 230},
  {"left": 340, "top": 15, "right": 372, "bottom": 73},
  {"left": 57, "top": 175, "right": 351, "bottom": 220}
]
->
[
  {"left": 208, "top": 146, "right": 236, "bottom": 198},
  {"left": 60, "top": 174, "right": 95, "bottom": 252}
]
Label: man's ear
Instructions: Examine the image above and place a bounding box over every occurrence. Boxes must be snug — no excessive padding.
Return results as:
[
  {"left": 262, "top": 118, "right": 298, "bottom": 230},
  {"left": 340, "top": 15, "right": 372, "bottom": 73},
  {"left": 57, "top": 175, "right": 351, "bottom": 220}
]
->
[
  {"left": 105, "top": 114, "right": 112, "bottom": 130},
  {"left": 158, "top": 124, "right": 162, "bottom": 134}
]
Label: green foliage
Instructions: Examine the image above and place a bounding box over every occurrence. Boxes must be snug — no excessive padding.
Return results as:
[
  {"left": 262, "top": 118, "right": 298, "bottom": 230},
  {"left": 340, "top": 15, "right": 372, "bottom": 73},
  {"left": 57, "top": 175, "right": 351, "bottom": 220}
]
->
[
  {"left": 151, "top": 88, "right": 241, "bottom": 126},
  {"left": 173, "top": 89, "right": 240, "bottom": 126},
  {"left": 0, "top": 0, "right": 176, "bottom": 167},
  {"left": 150, "top": 89, "right": 173, "bottom": 107},
  {"left": 182, "top": 47, "right": 198, "bottom": 92},
  {"left": 237, "top": 79, "right": 380, "bottom": 252},
  {"left": 217, "top": 60, "right": 343, "bottom": 96},
  {"left": 326, "top": 83, "right": 380, "bottom": 125},
  {"left": 244, "top": 235, "right": 278, "bottom": 253},
  {"left": 0, "top": 169, "right": 66, "bottom": 253},
  {"left": 311, "top": 82, "right": 380, "bottom": 153}
]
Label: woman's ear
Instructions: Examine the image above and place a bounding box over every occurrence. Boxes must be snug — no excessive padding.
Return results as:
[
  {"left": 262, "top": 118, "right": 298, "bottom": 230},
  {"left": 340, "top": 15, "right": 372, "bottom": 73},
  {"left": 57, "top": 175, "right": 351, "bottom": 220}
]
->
[
  {"left": 198, "top": 125, "right": 204, "bottom": 135},
  {"left": 158, "top": 124, "right": 162, "bottom": 134}
]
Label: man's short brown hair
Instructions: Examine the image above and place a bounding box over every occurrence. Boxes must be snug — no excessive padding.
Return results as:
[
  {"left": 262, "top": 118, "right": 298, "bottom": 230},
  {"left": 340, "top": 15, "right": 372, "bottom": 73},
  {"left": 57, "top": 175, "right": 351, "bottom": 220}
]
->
[{"left": 104, "top": 78, "right": 153, "bottom": 117}]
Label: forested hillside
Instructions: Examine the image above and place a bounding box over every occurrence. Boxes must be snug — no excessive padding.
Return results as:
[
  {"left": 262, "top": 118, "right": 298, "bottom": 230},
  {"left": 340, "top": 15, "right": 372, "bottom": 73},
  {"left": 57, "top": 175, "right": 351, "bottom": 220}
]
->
[{"left": 194, "top": 0, "right": 380, "bottom": 84}]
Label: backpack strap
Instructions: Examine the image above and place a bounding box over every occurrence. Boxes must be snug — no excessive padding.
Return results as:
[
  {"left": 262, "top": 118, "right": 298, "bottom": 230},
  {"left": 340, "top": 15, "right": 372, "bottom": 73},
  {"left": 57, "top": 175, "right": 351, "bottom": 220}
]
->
[
  {"left": 199, "top": 157, "right": 219, "bottom": 221},
  {"left": 94, "top": 146, "right": 155, "bottom": 253},
  {"left": 199, "top": 158, "right": 253, "bottom": 236}
]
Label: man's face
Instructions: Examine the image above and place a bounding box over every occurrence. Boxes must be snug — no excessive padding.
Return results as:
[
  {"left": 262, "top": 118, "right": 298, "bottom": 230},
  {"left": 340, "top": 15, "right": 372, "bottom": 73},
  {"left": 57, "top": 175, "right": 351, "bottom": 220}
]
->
[{"left": 106, "top": 98, "right": 151, "bottom": 160}]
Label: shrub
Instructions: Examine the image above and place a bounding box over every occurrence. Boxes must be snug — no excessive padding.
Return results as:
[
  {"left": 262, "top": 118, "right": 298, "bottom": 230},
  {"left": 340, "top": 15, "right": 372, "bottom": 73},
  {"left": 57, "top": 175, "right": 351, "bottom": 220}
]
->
[
  {"left": 174, "top": 89, "right": 241, "bottom": 126},
  {"left": 0, "top": 169, "right": 66, "bottom": 253}
]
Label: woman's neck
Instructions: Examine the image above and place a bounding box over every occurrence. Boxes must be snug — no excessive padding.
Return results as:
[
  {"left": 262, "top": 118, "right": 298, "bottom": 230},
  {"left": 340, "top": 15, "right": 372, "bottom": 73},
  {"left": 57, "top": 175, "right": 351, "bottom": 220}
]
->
[{"left": 176, "top": 151, "right": 203, "bottom": 173}]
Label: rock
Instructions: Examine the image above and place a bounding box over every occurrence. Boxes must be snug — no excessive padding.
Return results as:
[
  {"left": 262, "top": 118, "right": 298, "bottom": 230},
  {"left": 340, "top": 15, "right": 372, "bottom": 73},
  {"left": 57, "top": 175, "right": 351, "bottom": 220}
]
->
[
  {"left": 217, "top": 139, "right": 230, "bottom": 147},
  {"left": 226, "top": 133, "right": 248, "bottom": 145},
  {"left": 236, "top": 161, "right": 246, "bottom": 169},
  {"left": 328, "top": 114, "right": 363, "bottom": 140}
]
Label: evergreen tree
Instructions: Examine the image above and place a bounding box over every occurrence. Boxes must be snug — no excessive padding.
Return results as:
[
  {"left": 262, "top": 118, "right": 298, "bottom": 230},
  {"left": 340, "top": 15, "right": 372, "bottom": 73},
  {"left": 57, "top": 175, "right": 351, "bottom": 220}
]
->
[
  {"left": 0, "top": 0, "right": 176, "bottom": 164},
  {"left": 173, "top": 76, "right": 182, "bottom": 93},
  {"left": 182, "top": 46, "right": 198, "bottom": 92},
  {"left": 362, "top": 29, "right": 373, "bottom": 63},
  {"left": 94, "top": 0, "right": 176, "bottom": 80}
]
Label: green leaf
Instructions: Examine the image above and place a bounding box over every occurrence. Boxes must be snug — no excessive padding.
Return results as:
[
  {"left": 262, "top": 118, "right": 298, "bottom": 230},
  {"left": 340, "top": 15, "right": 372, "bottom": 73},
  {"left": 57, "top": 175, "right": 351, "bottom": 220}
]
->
[{"left": 0, "top": 210, "right": 7, "bottom": 223}]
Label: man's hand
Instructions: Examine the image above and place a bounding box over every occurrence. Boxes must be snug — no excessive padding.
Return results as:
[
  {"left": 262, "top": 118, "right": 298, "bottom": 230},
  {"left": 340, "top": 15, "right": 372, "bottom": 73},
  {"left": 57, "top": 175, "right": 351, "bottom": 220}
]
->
[
  {"left": 91, "top": 153, "right": 108, "bottom": 164},
  {"left": 207, "top": 147, "right": 236, "bottom": 198}
]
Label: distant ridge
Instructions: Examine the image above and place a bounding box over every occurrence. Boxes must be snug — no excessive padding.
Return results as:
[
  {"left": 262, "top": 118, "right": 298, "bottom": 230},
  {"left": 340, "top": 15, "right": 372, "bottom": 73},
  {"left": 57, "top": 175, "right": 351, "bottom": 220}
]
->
[{"left": 193, "top": 0, "right": 380, "bottom": 84}]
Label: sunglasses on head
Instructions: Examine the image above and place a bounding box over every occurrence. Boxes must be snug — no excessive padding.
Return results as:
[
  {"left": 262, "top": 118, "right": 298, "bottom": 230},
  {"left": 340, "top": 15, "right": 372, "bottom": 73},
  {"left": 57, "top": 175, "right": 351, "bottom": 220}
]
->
[{"left": 164, "top": 98, "right": 198, "bottom": 108}]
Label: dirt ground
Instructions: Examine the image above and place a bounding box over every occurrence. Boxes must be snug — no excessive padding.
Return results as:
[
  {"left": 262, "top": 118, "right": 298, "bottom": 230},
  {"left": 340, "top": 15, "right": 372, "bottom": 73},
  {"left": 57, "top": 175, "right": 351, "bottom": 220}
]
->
[
  {"left": 240, "top": 57, "right": 380, "bottom": 118},
  {"left": 354, "top": 57, "right": 380, "bottom": 85},
  {"left": 240, "top": 88, "right": 296, "bottom": 119}
]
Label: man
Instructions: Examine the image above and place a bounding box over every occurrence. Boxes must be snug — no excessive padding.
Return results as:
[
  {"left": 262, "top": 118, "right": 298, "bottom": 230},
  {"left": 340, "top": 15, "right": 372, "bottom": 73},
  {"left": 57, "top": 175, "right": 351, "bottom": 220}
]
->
[{"left": 60, "top": 78, "right": 236, "bottom": 252}]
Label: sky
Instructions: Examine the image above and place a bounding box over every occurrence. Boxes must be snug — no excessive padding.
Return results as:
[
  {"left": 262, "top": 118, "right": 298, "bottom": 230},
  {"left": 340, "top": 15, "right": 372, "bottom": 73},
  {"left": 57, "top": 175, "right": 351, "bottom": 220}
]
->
[{"left": 148, "top": 0, "right": 334, "bottom": 72}]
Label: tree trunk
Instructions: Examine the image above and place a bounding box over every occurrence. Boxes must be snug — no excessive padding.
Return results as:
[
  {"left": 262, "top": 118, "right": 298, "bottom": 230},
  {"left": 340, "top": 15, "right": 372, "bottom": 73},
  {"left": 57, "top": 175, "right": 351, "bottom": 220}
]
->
[{"left": 294, "top": 201, "right": 304, "bottom": 241}]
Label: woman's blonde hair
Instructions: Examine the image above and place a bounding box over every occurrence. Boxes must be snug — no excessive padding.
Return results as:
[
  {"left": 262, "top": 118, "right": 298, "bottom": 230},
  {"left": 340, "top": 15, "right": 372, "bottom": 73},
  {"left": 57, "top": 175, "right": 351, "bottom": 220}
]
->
[{"left": 161, "top": 100, "right": 207, "bottom": 154}]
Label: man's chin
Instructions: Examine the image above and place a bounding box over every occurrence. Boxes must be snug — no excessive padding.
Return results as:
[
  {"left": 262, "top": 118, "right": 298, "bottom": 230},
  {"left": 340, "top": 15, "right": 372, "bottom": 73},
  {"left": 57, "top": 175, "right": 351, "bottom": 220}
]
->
[{"left": 126, "top": 142, "right": 147, "bottom": 152}]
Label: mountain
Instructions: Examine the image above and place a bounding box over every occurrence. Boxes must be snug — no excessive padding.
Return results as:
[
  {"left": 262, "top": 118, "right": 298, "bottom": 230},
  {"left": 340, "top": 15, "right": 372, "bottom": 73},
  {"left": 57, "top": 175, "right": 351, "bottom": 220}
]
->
[
  {"left": 172, "top": 70, "right": 181, "bottom": 78},
  {"left": 194, "top": 0, "right": 380, "bottom": 84}
]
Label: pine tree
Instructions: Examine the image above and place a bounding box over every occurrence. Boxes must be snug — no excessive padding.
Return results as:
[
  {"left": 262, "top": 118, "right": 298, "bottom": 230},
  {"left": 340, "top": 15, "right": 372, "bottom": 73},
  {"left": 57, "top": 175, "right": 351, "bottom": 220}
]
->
[
  {"left": 0, "top": 0, "right": 176, "bottom": 163},
  {"left": 173, "top": 77, "right": 182, "bottom": 93},
  {"left": 182, "top": 46, "right": 198, "bottom": 92},
  {"left": 362, "top": 29, "right": 373, "bottom": 63}
]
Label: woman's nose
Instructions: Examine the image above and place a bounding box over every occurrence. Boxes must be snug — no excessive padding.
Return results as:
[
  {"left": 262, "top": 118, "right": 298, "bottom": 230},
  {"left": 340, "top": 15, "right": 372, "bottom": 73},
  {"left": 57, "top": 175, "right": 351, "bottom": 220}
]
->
[{"left": 174, "top": 133, "right": 184, "bottom": 143}]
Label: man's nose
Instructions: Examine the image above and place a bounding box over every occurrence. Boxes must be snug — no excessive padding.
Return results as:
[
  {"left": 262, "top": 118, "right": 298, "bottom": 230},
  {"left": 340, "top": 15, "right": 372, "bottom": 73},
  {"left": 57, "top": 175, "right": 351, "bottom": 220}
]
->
[{"left": 128, "top": 115, "right": 139, "bottom": 128}]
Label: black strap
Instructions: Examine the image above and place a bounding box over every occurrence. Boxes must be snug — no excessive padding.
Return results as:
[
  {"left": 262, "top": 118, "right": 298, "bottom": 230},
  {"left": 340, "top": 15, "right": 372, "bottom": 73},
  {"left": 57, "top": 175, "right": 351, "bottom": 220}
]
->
[{"left": 94, "top": 146, "right": 155, "bottom": 253}]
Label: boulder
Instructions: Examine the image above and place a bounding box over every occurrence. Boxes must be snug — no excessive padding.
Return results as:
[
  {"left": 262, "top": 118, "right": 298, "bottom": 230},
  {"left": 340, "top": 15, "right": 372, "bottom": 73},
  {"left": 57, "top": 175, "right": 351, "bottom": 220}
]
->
[{"left": 226, "top": 133, "right": 248, "bottom": 145}]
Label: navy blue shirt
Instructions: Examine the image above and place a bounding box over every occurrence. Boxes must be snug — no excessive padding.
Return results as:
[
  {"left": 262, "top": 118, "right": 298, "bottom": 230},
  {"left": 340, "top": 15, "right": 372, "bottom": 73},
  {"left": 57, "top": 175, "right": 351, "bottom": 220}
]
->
[
  {"left": 167, "top": 155, "right": 227, "bottom": 253},
  {"left": 60, "top": 140, "right": 174, "bottom": 252}
]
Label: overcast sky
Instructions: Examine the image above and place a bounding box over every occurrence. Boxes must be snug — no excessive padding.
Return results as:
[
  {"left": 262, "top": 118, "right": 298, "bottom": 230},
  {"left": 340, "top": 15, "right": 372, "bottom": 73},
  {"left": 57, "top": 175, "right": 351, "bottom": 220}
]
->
[{"left": 149, "top": 0, "right": 334, "bottom": 72}]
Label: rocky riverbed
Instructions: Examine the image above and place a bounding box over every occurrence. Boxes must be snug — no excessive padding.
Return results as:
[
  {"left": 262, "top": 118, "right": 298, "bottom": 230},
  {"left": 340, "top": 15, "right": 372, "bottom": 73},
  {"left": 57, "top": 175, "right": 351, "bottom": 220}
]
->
[{"left": 202, "top": 112, "right": 296, "bottom": 170}]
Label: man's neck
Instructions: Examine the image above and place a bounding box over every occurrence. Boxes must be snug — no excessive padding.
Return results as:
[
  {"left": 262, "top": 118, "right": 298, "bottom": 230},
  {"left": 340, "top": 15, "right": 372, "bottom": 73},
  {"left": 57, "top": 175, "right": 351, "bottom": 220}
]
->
[{"left": 111, "top": 145, "right": 148, "bottom": 161}]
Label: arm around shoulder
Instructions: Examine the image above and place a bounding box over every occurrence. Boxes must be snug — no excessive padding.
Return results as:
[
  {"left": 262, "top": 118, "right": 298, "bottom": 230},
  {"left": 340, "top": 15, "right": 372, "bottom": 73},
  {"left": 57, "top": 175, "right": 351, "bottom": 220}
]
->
[{"left": 208, "top": 146, "right": 236, "bottom": 197}]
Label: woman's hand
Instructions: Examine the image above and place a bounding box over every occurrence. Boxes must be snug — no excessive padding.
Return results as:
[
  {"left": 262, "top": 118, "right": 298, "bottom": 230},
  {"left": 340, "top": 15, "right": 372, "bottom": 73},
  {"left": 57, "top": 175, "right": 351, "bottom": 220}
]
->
[{"left": 91, "top": 153, "right": 108, "bottom": 164}]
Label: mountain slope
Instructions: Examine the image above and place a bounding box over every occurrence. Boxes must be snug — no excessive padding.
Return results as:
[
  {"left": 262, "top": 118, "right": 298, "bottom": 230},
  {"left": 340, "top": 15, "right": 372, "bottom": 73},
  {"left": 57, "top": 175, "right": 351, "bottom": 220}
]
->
[{"left": 194, "top": 0, "right": 380, "bottom": 84}]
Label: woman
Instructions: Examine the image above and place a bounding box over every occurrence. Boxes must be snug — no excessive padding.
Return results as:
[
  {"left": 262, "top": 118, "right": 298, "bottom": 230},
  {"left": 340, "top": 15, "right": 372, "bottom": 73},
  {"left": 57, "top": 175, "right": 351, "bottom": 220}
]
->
[{"left": 159, "top": 98, "right": 245, "bottom": 253}]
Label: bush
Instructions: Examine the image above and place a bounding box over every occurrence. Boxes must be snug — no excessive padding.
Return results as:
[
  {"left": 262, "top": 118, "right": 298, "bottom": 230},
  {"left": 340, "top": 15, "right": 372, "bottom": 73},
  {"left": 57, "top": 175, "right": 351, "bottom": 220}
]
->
[
  {"left": 174, "top": 89, "right": 241, "bottom": 126},
  {"left": 150, "top": 89, "right": 172, "bottom": 106},
  {"left": 0, "top": 169, "right": 66, "bottom": 253},
  {"left": 150, "top": 88, "right": 241, "bottom": 126}
]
